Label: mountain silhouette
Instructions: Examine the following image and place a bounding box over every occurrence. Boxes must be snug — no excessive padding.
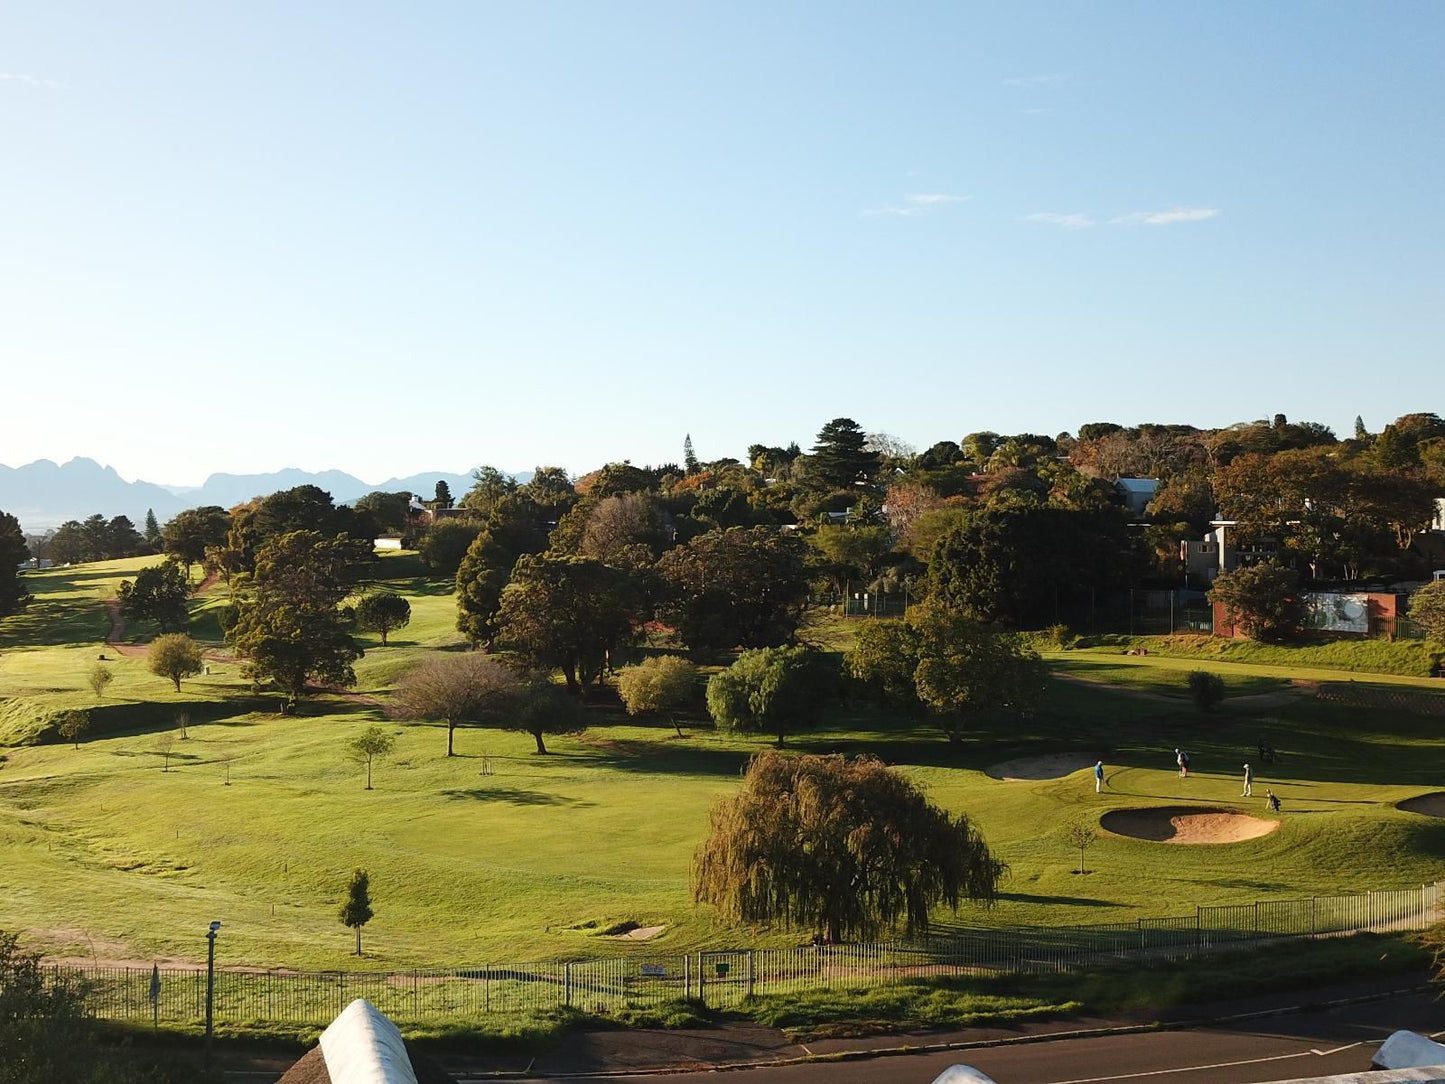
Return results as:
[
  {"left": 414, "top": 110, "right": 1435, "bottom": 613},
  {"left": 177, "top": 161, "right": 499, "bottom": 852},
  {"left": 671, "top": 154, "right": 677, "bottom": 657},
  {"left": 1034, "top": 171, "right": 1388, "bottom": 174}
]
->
[{"left": 0, "top": 458, "right": 508, "bottom": 532}]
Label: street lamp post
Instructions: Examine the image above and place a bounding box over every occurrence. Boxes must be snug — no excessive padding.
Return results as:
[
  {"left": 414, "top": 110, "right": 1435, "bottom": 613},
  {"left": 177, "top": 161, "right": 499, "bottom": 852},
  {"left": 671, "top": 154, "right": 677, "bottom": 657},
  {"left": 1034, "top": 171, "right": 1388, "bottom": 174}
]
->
[{"left": 205, "top": 921, "right": 221, "bottom": 1067}]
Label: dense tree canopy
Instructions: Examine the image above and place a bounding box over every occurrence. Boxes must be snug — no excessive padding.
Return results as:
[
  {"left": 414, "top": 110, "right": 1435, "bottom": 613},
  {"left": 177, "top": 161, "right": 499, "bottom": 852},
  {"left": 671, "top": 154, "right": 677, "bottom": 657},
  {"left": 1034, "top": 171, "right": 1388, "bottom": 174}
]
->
[
  {"left": 229, "top": 530, "right": 365, "bottom": 704},
  {"left": 694, "top": 751, "right": 1004, "bottom": 942},
  {"left": 805, "top": 417, "right": 880, "bottom": 493},
  {"left": 117, "top": 560, "right": 191, "bottom": 632},
  {"left": 495, "top": 554, "right": 642, "bottom": 691},
  {"left": 657, "top": 526, "right": 811, "bottom": 653},
  {"left": 848, "top": 605, "right": 1046, "bottom": 742},
  {"left": 1208, "top": 562, "right": 1306, "bottom": 642},
  {"left": 705, "top": 646, "right": 837, "bottom": 745},
  {"left": 0, "top": 511, "right": 31, "bottom": 618},
  {"left": 162, "top": 506, "right": 231, "bottom": 572}
]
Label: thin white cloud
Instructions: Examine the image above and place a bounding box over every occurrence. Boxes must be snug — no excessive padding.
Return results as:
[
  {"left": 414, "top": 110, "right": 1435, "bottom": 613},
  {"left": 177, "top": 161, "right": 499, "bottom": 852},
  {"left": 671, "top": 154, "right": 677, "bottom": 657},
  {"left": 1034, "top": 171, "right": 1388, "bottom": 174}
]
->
[
  {"left": 863, "top": 192, "right": 970, "bottom": 218},
  {"left": 1025, "top": 211, "right": 1095, "bottom": 230},
  {"left": 1111, "top": 207, "right": 1220, "bottom": 226},
  {"left": 905, "top": 193, "right": 969, "bottom": 206},
  {"left": 0, "top": 72, "right": 62, "bottom": 89},
  {"left": 1003, "top": 73, "right": 1068, "bottom": 88}
]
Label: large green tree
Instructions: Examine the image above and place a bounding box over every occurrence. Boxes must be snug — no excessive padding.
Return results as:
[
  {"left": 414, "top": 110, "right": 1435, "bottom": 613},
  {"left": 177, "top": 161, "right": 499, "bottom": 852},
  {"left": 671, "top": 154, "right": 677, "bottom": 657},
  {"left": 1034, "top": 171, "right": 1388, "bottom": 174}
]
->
[
  {"left": 657, "top": 526, "right": 811, "bottom": 652},
  {"left": 847, "top": 606, "right": 1046, "bottom": 742},
  {"left": 117, "top": 560, "right": 191, "bottom": 632},
  {"left": 693, "top": 751, "right": 1004, "bottom": 942},
  {"left": 162, "top": 506, "right": 231, "bottom": 574},
  {"left": 617, "top": 654, "right": 698, "bottom": 737},
  {"left": 705, "top": 646, "right": 837, "bottom": 746},
  {"left": 928, "top": 506, "right": 1132, "bottom": 626},
  {"left": 805, "top": 417, "right": 880, "bottom": 492},
  {"left": 495, "top": 554, "right": 641, "bottom": 691},
  {"left": 0, "top": 511, "right": 31, "bottom": 618},
  {"left": 229, "top": 531, "right": 366, "bottom": 705},
  {"left": 1407, "top": 580, "right": 1445, "bottom": 643},
  {"left": 353, "top": 491, "right": 413, "bottom": 534},
  {"left": 455, "top": 528, "right": 521, "bottom": 646},
  {"left": 225, "top": 485, "right": 371, "bottom": 571},
  {"left": 354, "top": 590, "right": 411, "bottom": 646},
  {"left": 1208, "top": 561, "right": 1305, "bottom": 642}
]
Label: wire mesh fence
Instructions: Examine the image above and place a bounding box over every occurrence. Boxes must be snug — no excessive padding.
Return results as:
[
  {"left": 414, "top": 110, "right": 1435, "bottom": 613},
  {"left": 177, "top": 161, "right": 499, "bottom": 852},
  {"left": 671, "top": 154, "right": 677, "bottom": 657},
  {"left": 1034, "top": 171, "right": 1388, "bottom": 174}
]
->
[{"left": 64, "top": 881, "right": 1442, "bottom": 1028}]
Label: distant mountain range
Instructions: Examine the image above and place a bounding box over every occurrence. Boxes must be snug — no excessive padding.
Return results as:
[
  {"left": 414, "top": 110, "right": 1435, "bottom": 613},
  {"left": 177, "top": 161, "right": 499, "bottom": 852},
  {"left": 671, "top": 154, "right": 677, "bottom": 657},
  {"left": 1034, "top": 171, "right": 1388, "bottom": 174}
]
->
[{"left": 0, "top": 458, "right": 506, "bottom": 532}]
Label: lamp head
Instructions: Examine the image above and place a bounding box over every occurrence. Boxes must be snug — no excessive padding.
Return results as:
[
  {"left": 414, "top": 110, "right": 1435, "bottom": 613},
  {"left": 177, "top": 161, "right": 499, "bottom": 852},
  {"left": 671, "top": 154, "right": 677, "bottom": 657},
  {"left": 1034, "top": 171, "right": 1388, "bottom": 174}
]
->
[{"left": 208, "top": 921, "right": 221, "bottom": 935}]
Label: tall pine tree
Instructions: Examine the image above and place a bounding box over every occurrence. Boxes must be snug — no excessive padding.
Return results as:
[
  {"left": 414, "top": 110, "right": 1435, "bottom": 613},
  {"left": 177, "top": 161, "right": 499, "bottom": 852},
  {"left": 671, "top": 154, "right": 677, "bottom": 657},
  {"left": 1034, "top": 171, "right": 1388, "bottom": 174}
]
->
[
  {"left": 683, "top": 434, "right": 700, "bottom": 475},
  {"left": 143, "top": 509, "right": 162, "bottom": 551}
]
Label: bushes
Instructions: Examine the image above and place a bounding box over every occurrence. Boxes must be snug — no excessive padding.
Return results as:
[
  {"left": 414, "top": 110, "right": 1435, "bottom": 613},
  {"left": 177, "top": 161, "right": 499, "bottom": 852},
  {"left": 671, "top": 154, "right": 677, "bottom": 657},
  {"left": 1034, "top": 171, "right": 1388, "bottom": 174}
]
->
[{"left": 1187, "top": 670, "right": 1226, "bottom": 712}]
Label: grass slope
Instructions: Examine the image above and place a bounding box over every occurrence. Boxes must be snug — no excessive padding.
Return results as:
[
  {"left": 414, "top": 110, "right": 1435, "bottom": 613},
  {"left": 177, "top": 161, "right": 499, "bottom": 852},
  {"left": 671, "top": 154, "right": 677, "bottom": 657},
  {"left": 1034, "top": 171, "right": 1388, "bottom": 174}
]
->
[{"left": 2, "top": 559, "right": 1444, "bottom": 973}]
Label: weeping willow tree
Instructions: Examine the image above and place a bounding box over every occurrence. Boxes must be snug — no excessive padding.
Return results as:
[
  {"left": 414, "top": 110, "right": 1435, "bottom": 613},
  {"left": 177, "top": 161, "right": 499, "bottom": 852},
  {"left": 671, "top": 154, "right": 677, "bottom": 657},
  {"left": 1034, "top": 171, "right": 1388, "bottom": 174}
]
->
[{"left": 693, "top": 751, "right": 1005, "bottom": 943}]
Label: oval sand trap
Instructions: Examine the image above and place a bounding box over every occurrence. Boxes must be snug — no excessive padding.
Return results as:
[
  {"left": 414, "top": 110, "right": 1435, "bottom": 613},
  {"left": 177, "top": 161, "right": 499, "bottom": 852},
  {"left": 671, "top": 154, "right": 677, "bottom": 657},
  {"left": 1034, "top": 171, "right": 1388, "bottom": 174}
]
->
[
  {"left": 1101, "top": 806, "right": 1280, "bottom": 845},
  {"left": 1398, "top": 792, "right": 1445, "bottom": 818},
  {"left": 986, "top": 753, "right": 1098, "bottom": 781}
]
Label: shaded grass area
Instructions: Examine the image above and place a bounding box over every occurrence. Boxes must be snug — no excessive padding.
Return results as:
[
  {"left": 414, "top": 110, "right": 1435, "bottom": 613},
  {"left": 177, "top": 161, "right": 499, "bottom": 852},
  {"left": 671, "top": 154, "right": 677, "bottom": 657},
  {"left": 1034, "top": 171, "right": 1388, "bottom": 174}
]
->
[{"left": 740, "top": 932, "right": 1429, "bottom": 1040}]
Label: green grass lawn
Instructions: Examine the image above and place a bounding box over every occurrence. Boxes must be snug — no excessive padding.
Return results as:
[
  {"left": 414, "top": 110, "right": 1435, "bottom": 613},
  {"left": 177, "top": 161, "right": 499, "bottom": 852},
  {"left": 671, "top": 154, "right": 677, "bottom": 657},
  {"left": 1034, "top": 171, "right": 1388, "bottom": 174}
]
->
[{"left": 3, "top": 560, "right": 1445, "bottom": 975}]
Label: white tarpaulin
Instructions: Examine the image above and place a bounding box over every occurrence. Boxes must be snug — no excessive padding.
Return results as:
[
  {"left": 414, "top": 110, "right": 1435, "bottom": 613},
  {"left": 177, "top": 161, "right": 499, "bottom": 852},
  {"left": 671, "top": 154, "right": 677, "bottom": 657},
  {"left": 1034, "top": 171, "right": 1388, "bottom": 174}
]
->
[{"left": 318, "top": 999, "right": 418, "bottom": 1084}]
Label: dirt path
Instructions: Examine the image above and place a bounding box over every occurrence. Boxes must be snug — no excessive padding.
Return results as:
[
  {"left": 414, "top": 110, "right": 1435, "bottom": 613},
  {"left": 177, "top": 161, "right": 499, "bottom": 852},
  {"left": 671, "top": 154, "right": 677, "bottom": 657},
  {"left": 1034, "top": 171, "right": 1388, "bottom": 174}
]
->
[{"left": 102, "top": 598, "right": 149, "bottom": 658}]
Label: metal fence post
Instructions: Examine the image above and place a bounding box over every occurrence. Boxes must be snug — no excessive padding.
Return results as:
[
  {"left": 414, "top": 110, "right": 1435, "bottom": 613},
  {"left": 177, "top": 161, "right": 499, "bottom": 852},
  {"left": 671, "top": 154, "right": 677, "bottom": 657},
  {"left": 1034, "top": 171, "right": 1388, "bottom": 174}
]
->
[
  {"left": 746, "top": 950, "right": 754, "bottom": 998},
  {"left": 564, "top": 962, "right": 572, "bottom": 1007},
  {"left": 697, "top": 954, "right": 706, "bottom": 1008}
]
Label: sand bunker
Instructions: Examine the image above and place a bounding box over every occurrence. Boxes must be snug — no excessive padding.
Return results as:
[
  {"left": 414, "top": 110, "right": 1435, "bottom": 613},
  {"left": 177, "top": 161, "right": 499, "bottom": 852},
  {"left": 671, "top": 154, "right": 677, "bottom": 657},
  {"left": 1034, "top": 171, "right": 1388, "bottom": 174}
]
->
[
  {"left": 1101, "top": 806, "right": 1280, "bottom": 845},
  {"left": 986, "top": 753, "right": 1097, "bottom": 781},
  {"left": 613, "top": 924, "right": 666, "bottom": 941},
  {"left": 1398, "top": 792, "right": 1445, "bottom": 818}
]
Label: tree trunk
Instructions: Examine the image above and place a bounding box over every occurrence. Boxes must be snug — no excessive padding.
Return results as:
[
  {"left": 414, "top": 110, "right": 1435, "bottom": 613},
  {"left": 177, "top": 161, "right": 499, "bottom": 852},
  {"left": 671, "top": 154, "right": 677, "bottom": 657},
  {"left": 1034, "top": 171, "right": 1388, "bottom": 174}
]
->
[
  {"left": 671, "top": 713, "right": 683, "bottom": 738},
  {"left": 447, "top": 719, "right": 455, "bottom": 757},
  {"left": 533, "top": 730, "right": 548, "bottom": 755},
  {"left": 826, "top": 916, "right": 841, "bottom": 944},
  {"left": 366, "top": 760, "right": 373, "bottom": 790},
  {"left": 172, "top": 676, "right": 181, "bottom": 692},
  {"left": 355, "top": 926, "right": 361, "bottom": 956},
  {"left": 380, "top": 628, "right": 388, "bottom": 646},
  {"left": 775, "top": 731, "right": 785, "bottom": 748},
  {"left": 561, "top": 663, "right": 578, "bottom": 693}
]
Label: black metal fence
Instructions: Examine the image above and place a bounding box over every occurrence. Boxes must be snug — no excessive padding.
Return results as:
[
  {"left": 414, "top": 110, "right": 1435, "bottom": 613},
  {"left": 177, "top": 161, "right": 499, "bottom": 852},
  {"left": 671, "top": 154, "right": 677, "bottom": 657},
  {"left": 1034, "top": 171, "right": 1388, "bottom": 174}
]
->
[{"left": 65, "top": 882, "right": 1441, "bottom": 1028}]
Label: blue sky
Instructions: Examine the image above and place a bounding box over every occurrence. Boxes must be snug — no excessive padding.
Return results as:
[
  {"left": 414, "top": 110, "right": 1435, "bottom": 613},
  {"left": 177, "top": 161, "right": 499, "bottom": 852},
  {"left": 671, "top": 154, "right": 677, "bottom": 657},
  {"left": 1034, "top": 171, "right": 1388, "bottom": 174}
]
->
[{"left": 2, "top": 2, "right": 1442, "bottom": 484}]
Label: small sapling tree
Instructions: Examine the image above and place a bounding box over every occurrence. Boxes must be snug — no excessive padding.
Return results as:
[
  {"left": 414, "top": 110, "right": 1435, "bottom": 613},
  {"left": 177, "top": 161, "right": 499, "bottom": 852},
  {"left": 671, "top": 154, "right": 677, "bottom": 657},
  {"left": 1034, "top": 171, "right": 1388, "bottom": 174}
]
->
[
  {"left": 1187, "top": 670, "right": 1225, "bottom": 712},
  {"left": 86, "top": 662, "right": 114, "bottom": 699},
  {"left": 1068, "top": 824, "right": 1097, "bottom": 874},
  {"left": 58, "top": 710, "right": 90, "bottom": 750},
  {"left": 338, "top": 868, "right": 374, "bottom": 955},
  {"left": 348, "top": 726, "right": 395, "bottom": 789},
  {"left": 155, "top": 731, "right": 176, "bottom": 772},
  {"left": 148, "top": 634, "right": 203, "bottom": 693},
  {"left": 175, "top": 710, "right": 190, "bottom": 740}
]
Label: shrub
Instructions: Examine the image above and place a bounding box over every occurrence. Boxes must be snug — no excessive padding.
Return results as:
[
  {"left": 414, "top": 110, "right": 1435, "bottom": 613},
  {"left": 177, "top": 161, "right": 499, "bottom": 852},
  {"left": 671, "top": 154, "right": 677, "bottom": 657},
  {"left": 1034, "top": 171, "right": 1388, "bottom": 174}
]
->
[{"left": 1187, "top": 670, "right": 1226, "bottom": 712}]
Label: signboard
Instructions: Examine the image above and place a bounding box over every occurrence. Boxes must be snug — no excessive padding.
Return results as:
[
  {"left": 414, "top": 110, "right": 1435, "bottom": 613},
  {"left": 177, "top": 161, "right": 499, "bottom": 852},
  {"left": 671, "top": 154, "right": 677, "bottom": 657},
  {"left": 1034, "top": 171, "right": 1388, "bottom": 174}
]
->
[
  {"left": 639, "top": 964, "right": 666, "bottom": 978},
  {"left": 714, "top": 962, "right": 730, "bottom": 977},
  {"left": 1304, "top": 593, "right": 1369, "bottom": 634}
]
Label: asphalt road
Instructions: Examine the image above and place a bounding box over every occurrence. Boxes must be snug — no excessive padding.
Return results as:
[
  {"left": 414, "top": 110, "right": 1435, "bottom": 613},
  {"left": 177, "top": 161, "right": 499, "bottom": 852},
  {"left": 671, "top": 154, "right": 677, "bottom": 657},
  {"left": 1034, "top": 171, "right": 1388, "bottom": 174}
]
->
[{"left": 507, "top": 991, "right": 1445, "bottom": 1084}]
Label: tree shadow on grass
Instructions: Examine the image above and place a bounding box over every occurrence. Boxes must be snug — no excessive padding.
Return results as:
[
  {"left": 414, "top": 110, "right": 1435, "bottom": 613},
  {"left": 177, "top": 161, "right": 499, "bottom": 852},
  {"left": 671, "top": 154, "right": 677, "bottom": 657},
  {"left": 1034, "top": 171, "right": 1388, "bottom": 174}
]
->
[
  {"left": 439, "top": 786, "right": 593, "bottom": 806},
  {"left": 995, "top": 892, "right": 1120, "bottom": 908},
  {"left": 562, "top": 741, "right": 752, "bottom": 779}
]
